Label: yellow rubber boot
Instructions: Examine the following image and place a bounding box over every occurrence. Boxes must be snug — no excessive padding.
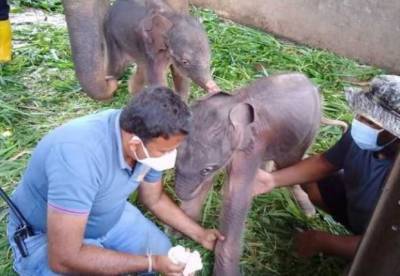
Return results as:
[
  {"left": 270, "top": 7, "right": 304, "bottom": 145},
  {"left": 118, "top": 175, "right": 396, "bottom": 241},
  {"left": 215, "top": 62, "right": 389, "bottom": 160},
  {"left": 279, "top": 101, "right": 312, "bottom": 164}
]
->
[{"left": 0, "top": 19, "right": 12, "bottom": 62}]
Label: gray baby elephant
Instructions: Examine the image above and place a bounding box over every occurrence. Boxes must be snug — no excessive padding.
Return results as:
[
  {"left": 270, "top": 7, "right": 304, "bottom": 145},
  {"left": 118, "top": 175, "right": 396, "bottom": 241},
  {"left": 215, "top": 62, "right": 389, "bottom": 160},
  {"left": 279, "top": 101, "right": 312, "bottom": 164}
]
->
[
  {"left": 104, "top": 0, "right": 219, "bottom": 98},
  {"left": 175, "top": 73, "right": 322, "bottom": 275}
]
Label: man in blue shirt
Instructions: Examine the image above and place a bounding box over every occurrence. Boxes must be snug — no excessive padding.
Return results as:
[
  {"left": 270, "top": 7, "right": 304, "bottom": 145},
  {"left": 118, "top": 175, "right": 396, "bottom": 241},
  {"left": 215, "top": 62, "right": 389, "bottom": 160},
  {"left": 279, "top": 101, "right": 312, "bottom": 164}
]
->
[
  {"left": 253, "top": 75, "right": 400, "bottom": 259},
  {"left": 7, "top": 86, "right": 224, "bottom": 275}
]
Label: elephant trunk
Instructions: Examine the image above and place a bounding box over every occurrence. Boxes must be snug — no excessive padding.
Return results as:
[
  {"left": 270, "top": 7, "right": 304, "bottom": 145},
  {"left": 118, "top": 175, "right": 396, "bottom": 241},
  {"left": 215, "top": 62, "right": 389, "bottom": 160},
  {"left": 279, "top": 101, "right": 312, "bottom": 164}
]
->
[
  {"left": 185, "top": 66, "right": 220, "bottom": 94},
  {"left": 175, "top": 173, "right": 205, "bottom": 201},
  {"left": 63, "top": 0, "right": 117, "bottom": 100}
]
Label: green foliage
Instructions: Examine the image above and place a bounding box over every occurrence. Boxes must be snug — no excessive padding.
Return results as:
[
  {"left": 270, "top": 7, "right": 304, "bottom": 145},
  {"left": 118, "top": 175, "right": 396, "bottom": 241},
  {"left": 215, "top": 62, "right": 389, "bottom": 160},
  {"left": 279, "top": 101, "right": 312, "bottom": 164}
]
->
[
  {"left": 0, "top": 4, "right": 382, "bottom": 276},
  {"left": 10, "top": 0, "right": 63, "bottom": 13}
]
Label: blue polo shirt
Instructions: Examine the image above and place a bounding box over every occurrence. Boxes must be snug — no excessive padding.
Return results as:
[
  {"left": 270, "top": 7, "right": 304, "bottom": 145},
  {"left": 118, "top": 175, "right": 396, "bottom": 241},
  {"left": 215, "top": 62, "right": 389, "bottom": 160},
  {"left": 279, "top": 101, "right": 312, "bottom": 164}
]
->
[
  {"left": 10, "top": 109, "right": 162, "bottom": 238},
  {"left": 323, "top": 130, "right": 394, "bottom": 234}
]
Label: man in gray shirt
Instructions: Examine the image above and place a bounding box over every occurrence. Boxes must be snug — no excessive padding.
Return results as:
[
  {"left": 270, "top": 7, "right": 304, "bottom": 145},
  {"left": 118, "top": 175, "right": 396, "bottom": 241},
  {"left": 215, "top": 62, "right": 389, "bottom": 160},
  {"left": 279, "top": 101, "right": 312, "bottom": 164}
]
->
[{"left": 7, "top": 86, "right": 224, "bottom": 275}]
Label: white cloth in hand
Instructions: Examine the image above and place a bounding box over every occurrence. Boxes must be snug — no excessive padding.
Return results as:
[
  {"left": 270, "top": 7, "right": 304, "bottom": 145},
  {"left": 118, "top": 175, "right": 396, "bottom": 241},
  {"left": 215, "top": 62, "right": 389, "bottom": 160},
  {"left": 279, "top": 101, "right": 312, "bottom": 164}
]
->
[{"left": 168, "top": 245, "right": 203, "bottom": 276}]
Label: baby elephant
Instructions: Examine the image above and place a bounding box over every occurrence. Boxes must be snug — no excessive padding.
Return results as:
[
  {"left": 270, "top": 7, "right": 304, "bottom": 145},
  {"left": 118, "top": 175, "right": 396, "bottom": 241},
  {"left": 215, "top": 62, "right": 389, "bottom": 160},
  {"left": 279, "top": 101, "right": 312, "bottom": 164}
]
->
[
  {"left": 104, "top": 0, "right": 219, "bottom": 98},
  {"left": 175, "top": 73, "right": 322, "bottom": 275}
]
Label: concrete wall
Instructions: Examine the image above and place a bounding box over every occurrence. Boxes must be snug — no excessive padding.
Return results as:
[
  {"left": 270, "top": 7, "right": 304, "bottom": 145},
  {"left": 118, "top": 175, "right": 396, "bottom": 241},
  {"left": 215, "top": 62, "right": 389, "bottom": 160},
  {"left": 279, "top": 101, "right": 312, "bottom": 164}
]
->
[{"left": 191, "top": 0, "right": 400, "bottom": 73}]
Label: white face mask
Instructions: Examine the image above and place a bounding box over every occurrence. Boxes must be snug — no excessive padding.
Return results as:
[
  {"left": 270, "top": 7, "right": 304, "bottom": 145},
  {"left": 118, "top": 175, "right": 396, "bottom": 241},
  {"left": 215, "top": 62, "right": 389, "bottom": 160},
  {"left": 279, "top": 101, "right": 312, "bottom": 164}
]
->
[
  {"left": 131, "top": 136, "right": 177, "bottom": 171},
  {"left": 351, "top": 118, "right": 384, "bottom": 151},
  {"left": 350, "top": 118, "right": 396, "bottom": 151}
]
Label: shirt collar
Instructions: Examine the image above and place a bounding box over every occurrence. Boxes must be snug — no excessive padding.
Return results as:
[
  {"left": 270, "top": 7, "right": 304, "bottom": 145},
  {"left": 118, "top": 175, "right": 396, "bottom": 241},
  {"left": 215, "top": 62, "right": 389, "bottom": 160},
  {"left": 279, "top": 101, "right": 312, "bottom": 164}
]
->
[{"left": 114, "top": 111, "right": 132, "bottom": 171}]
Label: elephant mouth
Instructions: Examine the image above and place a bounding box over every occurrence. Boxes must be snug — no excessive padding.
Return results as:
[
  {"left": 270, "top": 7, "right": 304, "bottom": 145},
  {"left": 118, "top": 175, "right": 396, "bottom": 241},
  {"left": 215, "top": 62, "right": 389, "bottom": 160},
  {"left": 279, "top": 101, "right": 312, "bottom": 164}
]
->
[{"left": 175, "top": 178, "right": 204, "bottom": 201}]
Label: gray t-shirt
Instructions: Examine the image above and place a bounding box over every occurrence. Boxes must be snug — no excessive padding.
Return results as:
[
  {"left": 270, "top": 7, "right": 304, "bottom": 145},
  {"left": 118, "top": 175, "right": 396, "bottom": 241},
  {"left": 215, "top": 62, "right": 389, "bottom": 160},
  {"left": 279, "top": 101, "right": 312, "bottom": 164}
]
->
[{"left": 10, "top": 109, "right": 162, "bottom": 238}]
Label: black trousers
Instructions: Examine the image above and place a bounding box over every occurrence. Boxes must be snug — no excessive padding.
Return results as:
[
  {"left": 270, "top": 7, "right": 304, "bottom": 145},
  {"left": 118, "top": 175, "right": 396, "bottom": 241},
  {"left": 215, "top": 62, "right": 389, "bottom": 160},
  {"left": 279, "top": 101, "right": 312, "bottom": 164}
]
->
[{"left": 0, "top": 0, "right": 9, "bottom": 21}]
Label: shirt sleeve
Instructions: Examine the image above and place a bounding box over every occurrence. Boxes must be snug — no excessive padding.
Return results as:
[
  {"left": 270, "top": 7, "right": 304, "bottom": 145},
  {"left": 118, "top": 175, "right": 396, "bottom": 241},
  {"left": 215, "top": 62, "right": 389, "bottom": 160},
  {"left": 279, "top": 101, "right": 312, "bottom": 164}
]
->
[
  {"left": 45, "top": 143, "right": 100, "bottom": 214},
  {"left": 143, "top": 168, "right": 162, "bottom": 183},
  {"left": 323, "top": 130, "right": 352, "bottom": 169}
]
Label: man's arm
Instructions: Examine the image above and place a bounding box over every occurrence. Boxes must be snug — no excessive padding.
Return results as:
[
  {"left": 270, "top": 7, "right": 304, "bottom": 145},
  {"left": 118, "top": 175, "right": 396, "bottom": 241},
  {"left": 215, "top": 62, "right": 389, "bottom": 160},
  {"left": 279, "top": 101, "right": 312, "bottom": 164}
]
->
[
  {"left": 254, "top": 154, "right": 337, "bottom": 196},
  {"left": 139, "top": 180, "right": 224, "bottom": 250},
  {"left": 47, "top": 206, "right": 183, "bottom": 275},
  {"left": 295, "top": 230, "right": 362, "bottom": 260}
]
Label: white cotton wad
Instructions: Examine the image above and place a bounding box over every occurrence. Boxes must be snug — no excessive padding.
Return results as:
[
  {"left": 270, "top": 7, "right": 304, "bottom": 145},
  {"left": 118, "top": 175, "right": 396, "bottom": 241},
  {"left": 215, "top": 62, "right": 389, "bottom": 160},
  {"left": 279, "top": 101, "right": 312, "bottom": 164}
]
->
[{"left": 168, "top": 245, "right": 203, "bottom": 276}]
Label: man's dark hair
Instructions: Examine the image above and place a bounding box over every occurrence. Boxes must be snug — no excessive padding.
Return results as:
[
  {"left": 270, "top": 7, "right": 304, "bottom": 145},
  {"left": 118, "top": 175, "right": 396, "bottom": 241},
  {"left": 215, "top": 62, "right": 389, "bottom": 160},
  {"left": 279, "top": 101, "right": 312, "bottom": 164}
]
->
[{"left": 120, "top": 86, "right": 192, "bottom": 143}]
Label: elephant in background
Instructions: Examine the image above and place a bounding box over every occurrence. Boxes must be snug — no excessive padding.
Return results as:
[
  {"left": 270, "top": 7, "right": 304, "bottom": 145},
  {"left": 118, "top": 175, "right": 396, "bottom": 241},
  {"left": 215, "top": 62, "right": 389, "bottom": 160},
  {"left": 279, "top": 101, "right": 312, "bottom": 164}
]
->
[{"left": 62, "top": 0, "right": 218, "bottom": 100}]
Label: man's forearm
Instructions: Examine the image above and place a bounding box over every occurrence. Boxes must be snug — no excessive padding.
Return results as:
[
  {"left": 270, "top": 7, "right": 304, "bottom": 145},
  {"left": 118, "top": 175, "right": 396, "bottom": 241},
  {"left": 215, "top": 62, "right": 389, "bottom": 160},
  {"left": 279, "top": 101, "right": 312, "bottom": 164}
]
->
[
  {"left": 149, "top": 192, "right": 204, "bottom": 242},
  {"left": 317, "top": 232, "right": 362, "bottom": 259},
  {"left": 52, "top": 245, "right": 148, "bottom": 275},
  {"left": 274, "top": 154, "right": 336, "bottom": 188}
]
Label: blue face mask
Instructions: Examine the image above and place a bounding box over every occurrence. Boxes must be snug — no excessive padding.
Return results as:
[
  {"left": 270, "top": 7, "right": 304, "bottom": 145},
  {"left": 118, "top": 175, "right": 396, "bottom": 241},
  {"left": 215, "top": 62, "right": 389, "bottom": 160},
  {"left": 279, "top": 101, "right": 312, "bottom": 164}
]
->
[{"left": 351, "top": 118, "right": 385, "bottom": 151}]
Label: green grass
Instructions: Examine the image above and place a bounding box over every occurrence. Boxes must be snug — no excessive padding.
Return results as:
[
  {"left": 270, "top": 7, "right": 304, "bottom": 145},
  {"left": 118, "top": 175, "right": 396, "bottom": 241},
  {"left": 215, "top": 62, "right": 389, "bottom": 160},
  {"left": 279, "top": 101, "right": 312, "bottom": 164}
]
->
[
  {"left": 0, "top": 3, "right": 383, "bottom": 276},
  {"left": 10, "top": 0, "right": 63, "bottom": 13}
]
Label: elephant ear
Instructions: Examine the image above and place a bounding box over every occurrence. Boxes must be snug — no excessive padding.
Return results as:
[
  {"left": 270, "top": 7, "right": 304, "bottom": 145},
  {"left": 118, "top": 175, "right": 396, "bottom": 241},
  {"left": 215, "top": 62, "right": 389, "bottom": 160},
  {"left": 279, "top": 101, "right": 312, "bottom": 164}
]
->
[
  {"left": 141, "top": 13, "right": 173, "bottom": 58},
  {"left": 229, "top": 103, "right": 256, "bottom": 151}
]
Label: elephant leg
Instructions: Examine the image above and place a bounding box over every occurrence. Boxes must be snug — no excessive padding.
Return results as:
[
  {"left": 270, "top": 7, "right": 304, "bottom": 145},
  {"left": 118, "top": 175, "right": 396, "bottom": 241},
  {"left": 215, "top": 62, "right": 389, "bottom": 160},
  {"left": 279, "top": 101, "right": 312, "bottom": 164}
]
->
[
  {"left": 171, "top": 64, "right": 191, "bottom": 100},
  {"left": 273, "top": 149, "right": 316, "bottom": 217},
  {"left": 180, "top": 179, "right": 213, "bottom": 222},
  {"left": 104, "top": 31, "right": 132, "bottom": 96},
  {"left": 214, "top": 151, "right": 262, "bottom": 276},
  {"left": 128, "top": 63, "right": 147, "bottom": 94},
  {"left": 289, "top": 184, "right": 316, "bottom": 217}
]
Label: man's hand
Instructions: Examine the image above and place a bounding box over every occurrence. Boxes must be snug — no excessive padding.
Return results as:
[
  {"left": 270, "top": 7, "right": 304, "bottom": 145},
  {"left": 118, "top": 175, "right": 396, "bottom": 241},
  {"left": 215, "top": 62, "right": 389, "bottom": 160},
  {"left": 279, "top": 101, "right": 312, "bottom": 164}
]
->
[
  {"left": 252, "top": 169, "right": 276, "bottom": 197},
  {"left": 139, "top": 181, "right": 225, "bottom": 251},
  {"left": 294, "top": 230, "right": 322, "bottom": 258},
  {"left": 153, "top": 255, "right": 185, "bottom": 276},
  {"left": 197, "top": 229, "right": 225, "bottom": 251}
]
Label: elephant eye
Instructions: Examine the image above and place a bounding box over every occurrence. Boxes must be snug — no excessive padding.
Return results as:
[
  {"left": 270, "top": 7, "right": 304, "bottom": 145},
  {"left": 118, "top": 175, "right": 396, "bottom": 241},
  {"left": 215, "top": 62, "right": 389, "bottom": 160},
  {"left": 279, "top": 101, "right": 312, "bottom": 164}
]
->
[
  {"left": 200, "top": 166, "right": 216, "bottom": 176},
  {"left": 181, "top": 59, "right": 190, "bottom": 66}
]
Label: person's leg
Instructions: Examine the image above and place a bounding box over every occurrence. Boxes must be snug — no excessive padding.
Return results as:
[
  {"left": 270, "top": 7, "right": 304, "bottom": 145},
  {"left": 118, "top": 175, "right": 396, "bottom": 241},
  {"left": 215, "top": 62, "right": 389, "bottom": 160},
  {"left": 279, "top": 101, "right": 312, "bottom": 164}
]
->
[
  {"left": 303, "top": 171, "right": 349, "bottom": 227},
  {"left": 7, "top": 214, "right": 59, "bottom": 276},
  {"left": 0, "top": 0, "right": 11, "bottom": 62},
  {"left": 0, "top": 0, "right": 9, "bottom": 20},
  {"left": 7, "top": 214, "right": 103, "bottom": 276},
  {"left": 101, "top": 202, "right": 172, "bottom": 256}
]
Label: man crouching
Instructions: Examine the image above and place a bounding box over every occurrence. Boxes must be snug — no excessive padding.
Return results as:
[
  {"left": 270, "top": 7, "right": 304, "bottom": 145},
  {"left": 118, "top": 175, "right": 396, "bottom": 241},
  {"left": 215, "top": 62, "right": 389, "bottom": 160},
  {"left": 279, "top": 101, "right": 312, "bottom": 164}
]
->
[{"left": 7, "top": 86, "right": 224, "bottom": 275}]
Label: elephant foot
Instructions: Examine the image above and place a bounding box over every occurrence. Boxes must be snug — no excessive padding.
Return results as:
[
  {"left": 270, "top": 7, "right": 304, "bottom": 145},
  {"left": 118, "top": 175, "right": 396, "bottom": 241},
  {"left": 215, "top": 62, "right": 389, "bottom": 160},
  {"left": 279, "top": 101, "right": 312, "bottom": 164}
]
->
[
  {"left": 290, "top": 184, "right": 316, "bottom": 217},
  {"left": 83, "top": 76, "right": 118, "bottom": 101}
]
